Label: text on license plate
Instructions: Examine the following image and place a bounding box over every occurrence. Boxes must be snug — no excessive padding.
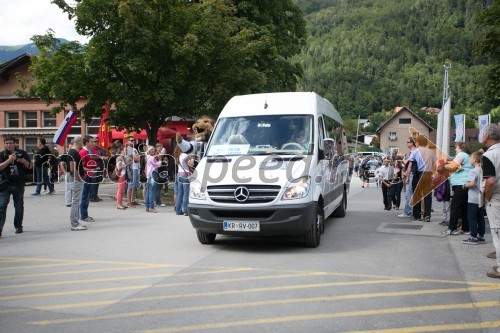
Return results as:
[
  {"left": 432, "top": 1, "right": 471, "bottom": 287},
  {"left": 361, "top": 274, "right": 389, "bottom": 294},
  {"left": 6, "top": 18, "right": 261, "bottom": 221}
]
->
[{"left": 223, "top": 221, "right": 260, "bottom": 232}]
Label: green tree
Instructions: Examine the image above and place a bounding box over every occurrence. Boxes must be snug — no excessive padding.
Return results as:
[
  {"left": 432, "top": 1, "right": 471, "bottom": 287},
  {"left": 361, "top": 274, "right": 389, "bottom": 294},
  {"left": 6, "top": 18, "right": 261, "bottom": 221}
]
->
[
  {"left": 475, "top": 0, "right": 500, "bottom": 105},
  {"left": 20, "top": 0, "right": 306, "bottom": 144}
]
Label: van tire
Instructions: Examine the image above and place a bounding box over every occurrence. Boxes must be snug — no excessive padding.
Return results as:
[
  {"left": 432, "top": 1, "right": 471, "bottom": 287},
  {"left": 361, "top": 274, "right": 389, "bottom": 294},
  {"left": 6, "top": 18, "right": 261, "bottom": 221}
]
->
[
  {"left": 332, "top": 189, "right": 347, "bottom": 218},
  {"left": 305, "top": 203, "right": 322, "bottom": 248},
  {"left": 197, "top": 230, "right": 216, "bottom": 244}
]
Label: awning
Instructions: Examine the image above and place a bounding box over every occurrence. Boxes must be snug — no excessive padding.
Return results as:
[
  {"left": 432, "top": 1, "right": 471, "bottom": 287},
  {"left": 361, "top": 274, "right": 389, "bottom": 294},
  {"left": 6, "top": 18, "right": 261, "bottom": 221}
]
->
[
  {"left": 111, "top": 129, "right": 148, "bottom": 140},
  {"left": 112, "top": 125, "right": 192, "bottom": 141},
  {"left": 0, "top": 128, "right": 57, "bottom": 135}
]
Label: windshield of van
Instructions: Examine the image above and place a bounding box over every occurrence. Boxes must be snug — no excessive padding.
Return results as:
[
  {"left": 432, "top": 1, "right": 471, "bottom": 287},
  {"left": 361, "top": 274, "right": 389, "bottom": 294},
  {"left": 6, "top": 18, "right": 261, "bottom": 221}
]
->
[{"left": 207, "top": 115, "right": 313, "bottom": 156}]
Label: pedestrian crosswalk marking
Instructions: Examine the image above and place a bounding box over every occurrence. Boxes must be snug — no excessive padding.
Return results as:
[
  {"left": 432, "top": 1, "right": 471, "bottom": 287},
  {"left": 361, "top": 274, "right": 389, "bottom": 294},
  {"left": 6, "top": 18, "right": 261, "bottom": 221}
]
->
[
  {"left": 29, "top": 286, "right": 500, "bottom": 325},
  {"left": 347, "top": 320, "right": 500, "bottom": 332},
  {"left": 135, "top": 302, "right": 500, "bottom": 333}
]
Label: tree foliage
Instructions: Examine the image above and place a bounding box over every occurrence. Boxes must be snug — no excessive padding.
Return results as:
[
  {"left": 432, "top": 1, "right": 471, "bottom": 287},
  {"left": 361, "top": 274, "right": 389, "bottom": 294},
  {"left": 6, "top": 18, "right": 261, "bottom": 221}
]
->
[
  {"left": 475, "top": 0, "right": 500, "bottom": 102},
  {"left": 293, "top": 0, "right": 498, "bottom": 123},
  {"left": 21, "top": 0, "right": 306, "bottom": 144}
]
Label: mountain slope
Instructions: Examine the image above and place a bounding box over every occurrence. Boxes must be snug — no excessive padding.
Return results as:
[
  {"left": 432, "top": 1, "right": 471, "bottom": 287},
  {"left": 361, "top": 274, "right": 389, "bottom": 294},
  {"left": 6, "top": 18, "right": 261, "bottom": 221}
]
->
[
  {"left": 0, "top": 44, "right": 40, "bottom": 63},
  {"left": 293, "top": 0, "right": 494, "bottom": 117}
]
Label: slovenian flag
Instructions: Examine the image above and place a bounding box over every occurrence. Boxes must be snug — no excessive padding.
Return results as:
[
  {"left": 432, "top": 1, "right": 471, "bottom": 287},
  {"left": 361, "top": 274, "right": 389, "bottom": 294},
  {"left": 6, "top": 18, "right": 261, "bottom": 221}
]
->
[{"left": 53, "top": 111, "right": 78, "bottom": 146}]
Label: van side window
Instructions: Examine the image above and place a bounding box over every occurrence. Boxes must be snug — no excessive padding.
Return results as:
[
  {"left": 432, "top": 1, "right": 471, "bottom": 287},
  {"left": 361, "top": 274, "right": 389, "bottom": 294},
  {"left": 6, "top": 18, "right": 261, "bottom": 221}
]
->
[
  {"left": 324, "top": 115, "right": 346, "bottom": 157},
  {"left": 318, "top": 117, "right": 325, "bottom": 151}
]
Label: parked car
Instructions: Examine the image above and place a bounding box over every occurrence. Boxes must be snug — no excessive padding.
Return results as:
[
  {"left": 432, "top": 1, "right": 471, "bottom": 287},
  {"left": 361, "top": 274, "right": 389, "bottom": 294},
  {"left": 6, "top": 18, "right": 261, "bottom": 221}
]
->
[
  {"left": 356, "top": 151, "right": 387, "bottom": 159},
  {"left": 366, "top": 160, "right": 380, "bottom": 178}
]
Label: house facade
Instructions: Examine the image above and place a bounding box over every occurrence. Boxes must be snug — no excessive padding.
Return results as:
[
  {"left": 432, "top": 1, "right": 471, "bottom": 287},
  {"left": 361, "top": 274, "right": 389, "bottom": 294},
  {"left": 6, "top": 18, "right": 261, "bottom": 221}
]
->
[
  {"left": 0, "top": 54, "right": 195, "bottom": 157},
  {"left": 0, "top": 54, "right": 89, "bottom": 156},
  {"left": 376, "top": 106, "right": 433, "bottom": 155}
]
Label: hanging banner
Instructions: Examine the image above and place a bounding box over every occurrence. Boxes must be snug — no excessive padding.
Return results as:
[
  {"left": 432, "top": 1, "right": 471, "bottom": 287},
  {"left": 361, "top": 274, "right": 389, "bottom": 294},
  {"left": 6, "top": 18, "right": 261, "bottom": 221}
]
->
[
  {"left": 98, "top": 105, "right": 112, "bottom": 151},
  {"left": 454, "top": 114, "right": 465, "bottom": 142},
  {"left": 53, "top": 111, "right": 78, "bottom": 146},
  {"left": 478, "top": 114, "right": 491, "bottom": 140}
]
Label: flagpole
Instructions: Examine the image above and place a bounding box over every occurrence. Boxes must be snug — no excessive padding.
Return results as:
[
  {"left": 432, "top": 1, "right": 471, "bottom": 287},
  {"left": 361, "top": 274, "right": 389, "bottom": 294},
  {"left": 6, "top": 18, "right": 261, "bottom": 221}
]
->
[{"left": 441, "top": 62, "right": 451, "bottom": 158}]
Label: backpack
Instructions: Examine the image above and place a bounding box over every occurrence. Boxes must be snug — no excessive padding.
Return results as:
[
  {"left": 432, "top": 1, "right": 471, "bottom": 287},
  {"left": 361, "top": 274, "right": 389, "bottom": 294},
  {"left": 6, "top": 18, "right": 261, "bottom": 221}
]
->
[{"left": 434, "top": 181, "right": 446, "bottom": 202}]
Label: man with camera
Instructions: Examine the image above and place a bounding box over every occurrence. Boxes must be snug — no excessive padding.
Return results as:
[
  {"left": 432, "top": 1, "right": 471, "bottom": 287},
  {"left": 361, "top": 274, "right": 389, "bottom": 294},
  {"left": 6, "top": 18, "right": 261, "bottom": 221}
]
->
[{"left": 0, "top": 136, "right": 32, "bottom": 237}]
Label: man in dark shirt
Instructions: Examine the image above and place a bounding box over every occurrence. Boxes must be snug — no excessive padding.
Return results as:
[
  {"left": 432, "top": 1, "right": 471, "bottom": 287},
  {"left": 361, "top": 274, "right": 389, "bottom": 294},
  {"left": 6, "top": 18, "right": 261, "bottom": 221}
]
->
[
  {"left": 0, "top": 136, "right": 32, "bottom": 237},
  {"left": 32, "top": 138, "right": 55, "bottom": 195},
  {"left": 68, "top": 136, "right": 87, "bottom": 231}
]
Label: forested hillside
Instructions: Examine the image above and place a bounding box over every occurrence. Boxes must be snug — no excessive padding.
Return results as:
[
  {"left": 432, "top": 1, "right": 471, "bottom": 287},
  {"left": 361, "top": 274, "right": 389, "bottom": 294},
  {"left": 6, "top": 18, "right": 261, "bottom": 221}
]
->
[{"left": 293, "top": 0, "right": 495, "bottom": 120}]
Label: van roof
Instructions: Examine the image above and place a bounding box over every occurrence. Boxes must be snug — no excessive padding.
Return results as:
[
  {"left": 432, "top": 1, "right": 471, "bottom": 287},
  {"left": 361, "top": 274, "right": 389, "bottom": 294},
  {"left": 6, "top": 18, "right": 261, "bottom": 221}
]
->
[{"left": 221, "top": 92, "right": 343, "bottom": 125}]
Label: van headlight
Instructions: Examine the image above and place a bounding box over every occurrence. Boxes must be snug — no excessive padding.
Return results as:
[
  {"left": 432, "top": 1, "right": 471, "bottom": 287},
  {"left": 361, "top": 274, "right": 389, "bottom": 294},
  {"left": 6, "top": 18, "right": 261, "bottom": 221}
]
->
[
  {"left": 282, "top": 176, "right": 310, "bottom": 200},
  {"left": 189, "top": 179, "right": 206, "bottom": 200}
]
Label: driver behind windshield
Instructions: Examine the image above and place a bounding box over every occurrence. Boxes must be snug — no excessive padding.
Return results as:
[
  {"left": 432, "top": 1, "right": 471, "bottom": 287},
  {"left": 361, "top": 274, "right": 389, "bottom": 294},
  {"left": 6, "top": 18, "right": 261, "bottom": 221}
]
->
[{"left": 283, "top": 119, "right": 309, "bottom": 149}]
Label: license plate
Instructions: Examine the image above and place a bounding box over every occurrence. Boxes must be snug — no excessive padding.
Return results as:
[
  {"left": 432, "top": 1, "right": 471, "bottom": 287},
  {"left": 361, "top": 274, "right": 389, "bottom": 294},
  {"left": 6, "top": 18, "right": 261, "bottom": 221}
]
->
[{"left": 223, "top": 221, "right": 260, "bottom": 232}]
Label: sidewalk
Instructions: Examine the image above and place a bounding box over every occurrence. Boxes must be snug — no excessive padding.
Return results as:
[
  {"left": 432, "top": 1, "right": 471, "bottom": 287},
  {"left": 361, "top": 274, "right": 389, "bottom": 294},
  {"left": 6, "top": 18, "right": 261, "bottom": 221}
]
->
[
  {"left": 350, "top": 175, "right": 498, "bottom": 285},
  {"left": 1, "top": 180, "right": 178, "bottom": 238}
]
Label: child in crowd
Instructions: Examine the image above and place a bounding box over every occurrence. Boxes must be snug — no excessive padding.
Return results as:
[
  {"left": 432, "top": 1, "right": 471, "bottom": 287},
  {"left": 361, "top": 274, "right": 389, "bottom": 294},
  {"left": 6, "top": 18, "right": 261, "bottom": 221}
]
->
[
  {"left": 434, "top": 163, "right": 451, "bottom": 226},
  {"left": 462, "top": 151, "right": 485, "bottom": 245},
  {"left": 374, "top": 164, "right": 381, "bottom": 188}
]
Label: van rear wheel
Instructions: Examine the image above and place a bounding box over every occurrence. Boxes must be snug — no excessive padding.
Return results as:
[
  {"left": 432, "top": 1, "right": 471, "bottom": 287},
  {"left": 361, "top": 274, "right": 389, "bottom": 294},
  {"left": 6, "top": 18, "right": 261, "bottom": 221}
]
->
[
  {"left": 196, "top": 230, "right": 216, "bottom": 244},
  {"left": 305, "top": 203, "right": 322, "bottom": 248}
]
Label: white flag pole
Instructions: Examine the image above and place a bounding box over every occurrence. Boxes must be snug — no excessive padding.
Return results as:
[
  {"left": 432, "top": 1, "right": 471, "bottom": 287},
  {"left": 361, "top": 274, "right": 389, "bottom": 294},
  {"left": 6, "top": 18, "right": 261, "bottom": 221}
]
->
[
  {"left": 442, "top": 97, "right": 451, "bottom": 157},
  {"left": 441, "top": 63, "right": 451, "bottom": 158}
]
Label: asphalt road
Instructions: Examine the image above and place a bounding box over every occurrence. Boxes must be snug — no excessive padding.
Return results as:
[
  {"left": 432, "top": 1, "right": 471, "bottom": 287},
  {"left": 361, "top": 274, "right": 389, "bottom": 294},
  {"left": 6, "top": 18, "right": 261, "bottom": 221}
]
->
[{"left": 0, "top": 177, "right": 499, "bottom": 333}]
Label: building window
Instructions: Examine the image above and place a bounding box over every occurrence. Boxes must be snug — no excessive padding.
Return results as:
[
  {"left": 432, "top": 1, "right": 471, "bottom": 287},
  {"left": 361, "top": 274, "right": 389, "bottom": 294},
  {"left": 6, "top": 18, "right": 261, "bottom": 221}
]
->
[
  {"left": 87, "top": 117, "right": 100, "bottom": 135},
  {"left": 25, "top": 137, "right": 38, "bottom": 157},
  {"left": 399, "top": 118, "right": 411, "bottom": 124},
  {"left": 24, "top": 112, "right": 38, "bottom": 127},
  {"left": 6, "top": 112, "right": 19, "bottom": 127},
  {"left": 43, "top": 112, "right": 57, "bottom": 127},
  {"left": 389, "top": 132, "right": 397, "bottom": 141}
]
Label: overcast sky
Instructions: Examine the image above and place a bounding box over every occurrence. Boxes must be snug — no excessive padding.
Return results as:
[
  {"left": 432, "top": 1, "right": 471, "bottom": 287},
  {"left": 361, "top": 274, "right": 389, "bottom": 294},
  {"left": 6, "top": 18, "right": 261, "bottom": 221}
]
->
[{"left": 0, "top": 0, "right": 88, "bottom": 46}]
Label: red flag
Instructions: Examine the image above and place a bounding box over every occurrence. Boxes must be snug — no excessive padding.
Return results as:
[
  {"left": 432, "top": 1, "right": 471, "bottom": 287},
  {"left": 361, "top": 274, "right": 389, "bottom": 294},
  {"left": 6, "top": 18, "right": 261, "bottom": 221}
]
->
[{"left": 98, "top": 105, "right": 112, "bottom": 151}]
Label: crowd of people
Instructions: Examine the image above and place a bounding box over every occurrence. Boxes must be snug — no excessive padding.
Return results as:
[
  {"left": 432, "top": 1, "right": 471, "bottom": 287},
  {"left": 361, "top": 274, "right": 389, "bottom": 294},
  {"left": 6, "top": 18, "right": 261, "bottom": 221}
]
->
[
  {"left": 0, "top": 123, "right": 499, "bottom": 279},
  {"left": 64, "top": 136, "right": 193, "bottom": 222},
  {"left": 356, "top": 124, "right": 500, "bottom": 279},
  {"left": 1, "top": 135, "right": 193, "bottom": 232}
]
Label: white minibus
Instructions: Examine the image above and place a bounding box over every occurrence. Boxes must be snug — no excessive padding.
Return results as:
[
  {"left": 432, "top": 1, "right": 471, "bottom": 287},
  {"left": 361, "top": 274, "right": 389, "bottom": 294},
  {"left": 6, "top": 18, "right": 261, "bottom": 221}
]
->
[{"left": 188, "top": 92, "right": 350, "bottom": 247}]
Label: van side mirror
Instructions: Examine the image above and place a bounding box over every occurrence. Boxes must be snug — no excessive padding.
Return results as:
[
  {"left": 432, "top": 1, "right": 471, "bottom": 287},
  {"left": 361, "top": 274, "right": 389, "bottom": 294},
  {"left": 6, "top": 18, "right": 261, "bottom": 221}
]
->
[{"left": 323, "top": 138, "right": 335, "bottom": 160}]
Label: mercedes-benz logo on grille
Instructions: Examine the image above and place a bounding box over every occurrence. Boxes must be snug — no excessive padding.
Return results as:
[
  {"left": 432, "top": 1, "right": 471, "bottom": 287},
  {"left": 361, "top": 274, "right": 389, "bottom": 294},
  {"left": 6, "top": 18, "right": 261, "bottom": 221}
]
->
[{"left": 234, "top": 186, "right": 250, "bottom": 202}]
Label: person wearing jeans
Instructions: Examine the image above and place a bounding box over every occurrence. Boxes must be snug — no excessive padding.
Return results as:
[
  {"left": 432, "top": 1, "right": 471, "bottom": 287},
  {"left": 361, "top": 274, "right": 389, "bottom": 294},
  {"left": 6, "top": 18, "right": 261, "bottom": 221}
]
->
[
  {"left": 68, "top": 136, "right": 86, "bottom": 230},
  {"left": 175, "top": 175, "right": 190, "bottom": 216},
  {"left": 401, "top": 173, "right": 413, "bottom": 217},
  {"left": 174, "top": 148, "right": 193, "bottom": 216},
  {"left": 463, "top": 151, "right": 485, "bottom": 244},
  {"left": 79, "top": 136, "right": 96, "bottom": 223},
  {"left": 399, "top": 138, "right": 416, "bottom": 218},
  {"left": 144, "top": 146, "right": 161, "bottom": 213}
]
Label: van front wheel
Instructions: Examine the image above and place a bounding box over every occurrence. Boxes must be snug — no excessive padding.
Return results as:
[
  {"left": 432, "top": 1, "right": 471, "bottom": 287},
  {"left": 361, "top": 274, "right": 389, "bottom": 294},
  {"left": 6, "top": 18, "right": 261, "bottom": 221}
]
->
[
  {"left": 332, "top": 189, "right": 347, "bottom": 218},
  {"left": 305, "top": 203, "right": 322, "bottom": 248},
  {"left": 197, "top": 230, "right": 216, "bottom": 244}
]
